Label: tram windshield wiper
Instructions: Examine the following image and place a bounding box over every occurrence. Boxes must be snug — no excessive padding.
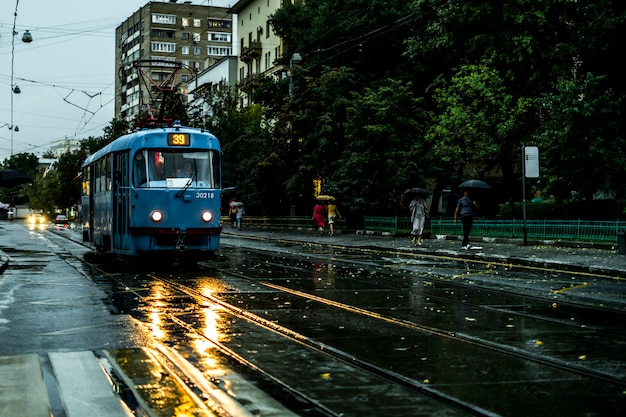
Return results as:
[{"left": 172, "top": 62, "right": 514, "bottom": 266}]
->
[{"left": 175, "top": 164, "right": 197, "bottom": 198}]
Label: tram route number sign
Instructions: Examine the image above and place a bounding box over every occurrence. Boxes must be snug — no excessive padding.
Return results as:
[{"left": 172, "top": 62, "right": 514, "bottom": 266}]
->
[
  {"left": 524, "top": 146, "right": 539, "bottom": 178},
  {"left": 168, "top": 132, "right": 190, "bottom": 146}
]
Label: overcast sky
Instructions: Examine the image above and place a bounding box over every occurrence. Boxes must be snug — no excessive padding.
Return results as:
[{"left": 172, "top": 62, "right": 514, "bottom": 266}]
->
[{"left": 0, "top": 0, "right": 234, "bottom": 161}]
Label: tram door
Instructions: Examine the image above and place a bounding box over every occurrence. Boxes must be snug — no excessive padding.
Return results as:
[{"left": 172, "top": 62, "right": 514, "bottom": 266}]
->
[{"left": 112, "top": 152, "right": 130, "bottom": 251}]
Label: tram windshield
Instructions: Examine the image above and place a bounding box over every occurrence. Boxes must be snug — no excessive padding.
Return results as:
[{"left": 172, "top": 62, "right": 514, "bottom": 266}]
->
[{"left": 133, "top": 149, "right": 220, "bottom": 189}]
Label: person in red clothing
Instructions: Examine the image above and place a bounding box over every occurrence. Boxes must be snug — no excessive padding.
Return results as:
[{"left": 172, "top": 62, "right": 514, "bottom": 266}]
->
[{"left": 312, "top": 201, "right": 326, "bottom": 236}]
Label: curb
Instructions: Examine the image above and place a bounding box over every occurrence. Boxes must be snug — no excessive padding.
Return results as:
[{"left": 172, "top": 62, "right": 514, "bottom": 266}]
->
[{"left": 356, "top": 231, "right": 616, "bottom": 251}]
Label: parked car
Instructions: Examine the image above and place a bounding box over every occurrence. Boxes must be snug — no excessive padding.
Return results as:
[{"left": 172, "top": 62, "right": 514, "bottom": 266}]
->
[{"left": 55, "top": 215, "right": 69, "bottom": 225}]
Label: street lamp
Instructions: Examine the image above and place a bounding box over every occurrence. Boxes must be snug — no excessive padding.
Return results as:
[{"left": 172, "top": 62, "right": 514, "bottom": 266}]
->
[
  {"left": 288, "top": 52, "right": 302, "bottom": 96},
  {"left": 9, "top": 1, "right": 33, "bottom": 155},
  {"left": 0, "top": 123, "right": 19, "bottom": 132},
  {"left": 21, "top": 30, "right": 32, "bottom": 43}
]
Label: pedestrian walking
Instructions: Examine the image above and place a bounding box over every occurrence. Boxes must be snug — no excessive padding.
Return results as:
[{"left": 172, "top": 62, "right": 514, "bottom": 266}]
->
[
  {"left": 454, "top": 189, "right": 481, "bottom": 249},
  {"left": 229, "top": 201, "right": 237, "bottom": 228},
  {"left": 409, "top": 195, "right": 427, "bottom": 245},
  {"left": 236, "top": 204, "right": 245, "bottom": 230},
  {"left": 326, "top": 201, "right": 341, "bottom": 236},
  {"left": 312, "top": 201, "right": 326, "bottom": 236}
]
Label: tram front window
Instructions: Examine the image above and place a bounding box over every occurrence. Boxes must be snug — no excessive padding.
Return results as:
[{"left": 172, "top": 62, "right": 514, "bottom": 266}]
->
[{"left": 134, "top": 150, "right": 220, "bottom": 188}]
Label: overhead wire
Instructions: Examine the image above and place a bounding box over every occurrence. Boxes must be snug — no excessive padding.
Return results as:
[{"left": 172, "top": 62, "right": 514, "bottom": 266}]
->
[
  {"left": 0, "top": 11, "right": 126, "bottom": 157},
  {"left": 294, "top": 0, "right": 451, "bottom": 68}
]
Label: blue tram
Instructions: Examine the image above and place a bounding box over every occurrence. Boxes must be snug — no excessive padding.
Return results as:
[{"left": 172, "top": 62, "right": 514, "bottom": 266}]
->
[{"left": 81, "top": 124, "right": 222, "bottom": 259}]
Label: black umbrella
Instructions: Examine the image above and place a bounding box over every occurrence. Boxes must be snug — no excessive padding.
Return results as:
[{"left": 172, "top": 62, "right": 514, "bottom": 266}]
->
[
  {"left": 403, "top": 187, "right": 429, "bottom": 195},
  {"left": 0, "top": 169, "right": 32, "bottom": 188},
  {"left": 458, "top": 180, "right": 491, "bottom": 190}
]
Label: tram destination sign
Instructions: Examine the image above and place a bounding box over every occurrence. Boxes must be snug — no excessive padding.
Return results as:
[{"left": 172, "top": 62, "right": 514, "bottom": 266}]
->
[{"left": 168, "top": 132, "right": 190, "bottom": 146}]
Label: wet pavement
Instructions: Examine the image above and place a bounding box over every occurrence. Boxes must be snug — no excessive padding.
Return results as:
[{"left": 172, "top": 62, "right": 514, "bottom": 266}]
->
[
  {"left": 2, "top": 220, "right": 626, "bottom": 416},
  {"left": 220, "top": 226, "right": 626, "bottom": 279}
]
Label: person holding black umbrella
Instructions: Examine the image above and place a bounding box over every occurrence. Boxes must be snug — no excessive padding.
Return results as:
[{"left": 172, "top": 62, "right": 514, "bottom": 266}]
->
[{"left": 454, "top": 189, "right": 482, "bottom": 250}]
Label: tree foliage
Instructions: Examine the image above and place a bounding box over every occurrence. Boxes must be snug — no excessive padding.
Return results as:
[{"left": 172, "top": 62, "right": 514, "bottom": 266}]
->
[
  {"left": 404, "top": 0, "right": 625, "bottom": 211},
  {"left": 331, "top": 79, "right": 425, "bottom": 216},
  {"left": 0, "top": 153, "right": 40, "bottom": 206},
  {"left": 8, "top": 1, "right": 626, "bottom": 222},
  {"left": 533, "top": 73, "right": 625, "bottom": 200}
]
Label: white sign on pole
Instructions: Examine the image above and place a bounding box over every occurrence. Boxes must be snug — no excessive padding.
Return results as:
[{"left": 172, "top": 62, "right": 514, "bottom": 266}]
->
[{"left": 524, "top": 146, "right": 539, "bottom": 178}]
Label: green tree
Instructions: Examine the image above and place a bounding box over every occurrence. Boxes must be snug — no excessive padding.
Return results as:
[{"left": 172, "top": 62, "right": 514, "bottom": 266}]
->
[
  {"left": 267, "top": 0, "right": 421, "bottom": 215},
  {"left": 427, "top": 64, "right": 532, "bottom": 196},
  {"left": 1, "top": 153, "right": 40, "bottom": 206},
  {"left": 331, "top": 79, "right": 424, "bottom": 217},
  {"left": 406, "top": 0, "right": 626, "bottom": 212},
  {"left": 533, "top": 73, "right": 625, "bottom": 200},
  {"left": 271, "top": 0, "right": 415, "bottom": 84},
  {"left": 54, "top": 149, "right": 88, "bottom": 213},
  {"left": 25, "top": 172, "right": 59, "bottom": 216}
]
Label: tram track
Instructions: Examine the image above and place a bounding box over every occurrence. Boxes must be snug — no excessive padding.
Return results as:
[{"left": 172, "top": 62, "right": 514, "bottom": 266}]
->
[
  {"left": 43, "top": 229, "right": 626, "bottom": 416},
  {"left": 151, "top": 273, "right": 499, "bottom": 417},
  {"left": 146, "top": 261, "right": 626, "bottom": 416},
  {"left": 255, "top": 279, "right": 626, "bottom": 388}
]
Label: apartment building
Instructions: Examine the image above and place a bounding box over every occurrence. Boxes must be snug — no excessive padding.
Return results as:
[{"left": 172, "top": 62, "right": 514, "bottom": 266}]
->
[
  {"left": 228, "top": 0, "right": 284, "bottom": 105},
  {"left": 115, "top": 1, "right": 233, "bottom": 122}
]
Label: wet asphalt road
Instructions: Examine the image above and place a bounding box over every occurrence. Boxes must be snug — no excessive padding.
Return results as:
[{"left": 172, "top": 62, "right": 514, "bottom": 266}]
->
[
  {"left": 214, "top": 232, "right": 626, "bottom": 416},
  {"left": 1, "top": 222, "right": 626, "bottom": 416}
]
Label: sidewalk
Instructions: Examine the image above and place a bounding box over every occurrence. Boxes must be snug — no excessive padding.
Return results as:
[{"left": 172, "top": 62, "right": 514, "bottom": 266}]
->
[
  {"left": 2, "top": 222, "right": 625, "bottom": 278},
  {"left": 221, "top": 227, "right": 626, "bottom": 279}
]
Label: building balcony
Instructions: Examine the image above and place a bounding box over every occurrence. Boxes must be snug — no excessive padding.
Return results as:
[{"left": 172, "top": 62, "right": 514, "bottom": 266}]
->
[
  {"left": 238, "top": 73, "right": 261, "bottom": 92},
  {"left": 240, "top": 41, "right": 262, "bottom": 62}
]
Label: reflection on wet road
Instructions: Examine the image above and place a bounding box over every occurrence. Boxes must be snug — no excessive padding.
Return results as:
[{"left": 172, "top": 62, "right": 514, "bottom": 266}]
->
[{"left": 81, "top": 233, "right": 626, "bottom": 416}]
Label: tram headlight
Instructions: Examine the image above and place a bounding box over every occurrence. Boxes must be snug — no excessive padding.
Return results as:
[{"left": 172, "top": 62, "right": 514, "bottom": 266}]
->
[
  {"left": 201, "top": 210, "right": 213, "bottom": 222},
  {"left": 150, "top": 210, "right": 163, "bottom": 222}
]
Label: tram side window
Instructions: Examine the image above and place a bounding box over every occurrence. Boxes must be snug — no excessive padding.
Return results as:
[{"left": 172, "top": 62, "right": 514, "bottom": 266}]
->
[
  {"left": 211, "top": 151, "right": 221, "bottom": 189},
  {"left": 100, "top": 159, "right": 107, "bottom": 192},
  {"left": 105, "top": 156, "right": 112, "bottom": 191},
  {"left": 95, "top": 160, "right": 101, "bottom": 192},
  {"left": 82, "top": 168, "right": 90, "bottom": 196},
  {"left": 133, "top": 152, "right": 147, "bottom": 187}
]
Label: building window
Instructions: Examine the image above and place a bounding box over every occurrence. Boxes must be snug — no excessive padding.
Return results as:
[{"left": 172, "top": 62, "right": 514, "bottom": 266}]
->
[
  {"left": 208, "top": 46, "right": 232, "bottom": 56},
  {"left": 152, "top": 29, "right": 175, "bottom": 38},
  {"left": 209, "top": 32, "right": 231, "bottom": 42},
  {"left": 181, "top": 74, "right": 189, "bottom": 82},
  {"left": 193, "top": 33, "right": 201, "bottom": 43},
  {"left": 182, "top": 46, "right": 189, "bottom": 55},
  {"left": 182, "top": 32, "right": 190, "bottom": 40},
  {"left": 182, "top": 18, "right": 189, "bottom": 27},
  {"left": 265, "top": 51, "right": 271, "bottom": 70},
  {"left": 182, "top": 60, "right": 189, "bottom": 68},
  {"left": 152, "top": 14, "right": 176, "bottom": 25},
  {"left": 193, "top": 47, "right": 201, "bottom": 55},
  {"left": 151, "top": 42, "right": 176, "bottom": 53},
  {"left": 150, "top": 56, "right": 176, "bottom": 66},
  {"left": 193, "top": 19, "right": 201, "bottom": 27},
  {"left": 194, "top": 61, "right": 201, "bottom": 70},
  {"left": 208, "top": 18, "right": 231, "bottom": 29}
]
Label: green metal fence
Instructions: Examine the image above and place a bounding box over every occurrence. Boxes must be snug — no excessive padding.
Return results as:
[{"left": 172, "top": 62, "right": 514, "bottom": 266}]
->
[
  {"left": 364, "top": 216, "right": 626, "bottom": 243},
  {"left": 238, "top": 216, "right": 346, "bottom": 230},
  {"left": 240, "top": 216, "right": 625, "bottom": 242}
]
